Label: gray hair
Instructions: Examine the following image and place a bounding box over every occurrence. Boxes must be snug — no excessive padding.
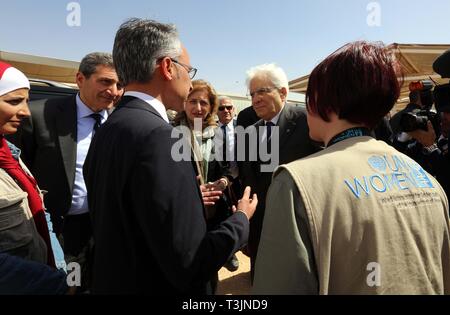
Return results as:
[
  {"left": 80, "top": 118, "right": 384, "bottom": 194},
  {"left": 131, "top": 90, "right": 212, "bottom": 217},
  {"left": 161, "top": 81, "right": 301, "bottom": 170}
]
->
[
  {"left": 113, "top": 18, "right": 182, "bottom": 86},
  {"left": 245, "top": 63, "right": 290, "bottom": 94},
  {"left": 79, "top": 52, "right": 114, "bottom": 78},
  {"left": 218, "top": 95, "right": 233, "bottom": 105}
]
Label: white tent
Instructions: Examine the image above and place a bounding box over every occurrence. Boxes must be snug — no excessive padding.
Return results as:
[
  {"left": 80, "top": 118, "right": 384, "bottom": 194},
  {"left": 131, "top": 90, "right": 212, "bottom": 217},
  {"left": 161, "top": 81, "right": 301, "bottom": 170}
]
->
[{"left": 289, "top": 43, "right": 450, "bottom": 113}]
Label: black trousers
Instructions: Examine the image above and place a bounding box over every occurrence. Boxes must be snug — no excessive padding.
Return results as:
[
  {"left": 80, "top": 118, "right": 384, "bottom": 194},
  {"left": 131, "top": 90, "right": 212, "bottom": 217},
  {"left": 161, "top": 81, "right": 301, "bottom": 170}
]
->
[
  {"left": 62, "top": 213, "right": 94, "bottom": 293},
  {"left": 62, "top": 213, "right": 92, "bottom": 257}
]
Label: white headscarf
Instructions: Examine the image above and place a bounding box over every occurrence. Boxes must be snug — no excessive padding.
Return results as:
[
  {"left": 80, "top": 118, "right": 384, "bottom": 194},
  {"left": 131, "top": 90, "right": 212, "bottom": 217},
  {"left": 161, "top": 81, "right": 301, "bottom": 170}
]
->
[{"left": 0, "top": 61, "right": 30, "bottom": 96}]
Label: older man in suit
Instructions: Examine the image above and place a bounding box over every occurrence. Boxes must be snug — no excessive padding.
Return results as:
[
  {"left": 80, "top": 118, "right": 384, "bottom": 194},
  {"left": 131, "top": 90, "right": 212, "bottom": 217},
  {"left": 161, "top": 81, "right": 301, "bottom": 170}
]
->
[
  {"left": 216, "top": 96, "right": 242, "bottom": 272},
  {"left": 10, "top": 53, "right": 123, "bottom": 290},
  {"left": 83, "top": 18, "right": 257, "bottom": 294},
  {"left": 239, "top": 63, "right": 319, "bottom": 281}
]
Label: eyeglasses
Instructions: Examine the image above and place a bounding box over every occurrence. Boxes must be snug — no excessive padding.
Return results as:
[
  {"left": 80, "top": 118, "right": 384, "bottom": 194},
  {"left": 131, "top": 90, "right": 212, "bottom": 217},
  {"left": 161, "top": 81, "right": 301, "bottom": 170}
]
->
[
  {"left": 170, "top": 58, "right": 197, "bottom": 80},
  {"left": 218, "top": 105, "right": 233, "bottom": 111},
  {"left": 248, "top": 87, "right": 278, "bottom": 99}
]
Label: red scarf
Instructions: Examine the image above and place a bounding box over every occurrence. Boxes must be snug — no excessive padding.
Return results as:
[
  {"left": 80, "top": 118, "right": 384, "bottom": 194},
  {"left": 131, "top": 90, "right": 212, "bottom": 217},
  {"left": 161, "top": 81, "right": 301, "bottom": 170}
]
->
[{"left": 0, "top": 137, "right": 55, "bottom": 267}]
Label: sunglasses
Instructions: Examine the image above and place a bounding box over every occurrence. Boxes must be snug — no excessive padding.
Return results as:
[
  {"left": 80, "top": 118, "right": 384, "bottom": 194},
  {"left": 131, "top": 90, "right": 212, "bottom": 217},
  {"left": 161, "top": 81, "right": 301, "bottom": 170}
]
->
[{"left": 218, "top": 106, "right": 233, "bottom": 111}]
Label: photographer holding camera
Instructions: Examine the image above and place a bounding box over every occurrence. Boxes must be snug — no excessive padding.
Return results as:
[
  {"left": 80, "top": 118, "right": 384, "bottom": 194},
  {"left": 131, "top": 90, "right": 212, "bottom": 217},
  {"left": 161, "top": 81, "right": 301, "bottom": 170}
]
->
[
  {"left": 407, "top": 112, "right": 450, "bottom": 196},
  {"left": 393, "top": 49, "right": 450, "bottom": 199},
  {"left": 390, "top": 80, "right": 438, "bottom": 173},
  {"left": 390, "top": 84, "right": 432, "bottom": 136}
]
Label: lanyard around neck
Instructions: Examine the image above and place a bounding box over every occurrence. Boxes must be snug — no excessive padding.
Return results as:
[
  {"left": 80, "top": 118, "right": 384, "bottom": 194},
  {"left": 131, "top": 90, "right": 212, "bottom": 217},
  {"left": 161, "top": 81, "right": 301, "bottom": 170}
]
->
[{"left": 327, "top": 127, "right": 372, "bottom": 147}]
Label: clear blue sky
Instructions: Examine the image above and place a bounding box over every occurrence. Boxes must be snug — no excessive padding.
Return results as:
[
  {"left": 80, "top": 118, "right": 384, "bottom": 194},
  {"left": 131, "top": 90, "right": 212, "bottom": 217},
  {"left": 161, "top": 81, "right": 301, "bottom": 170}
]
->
[{"left": 1, "top": 0, "right": 450, "bottom": 97}]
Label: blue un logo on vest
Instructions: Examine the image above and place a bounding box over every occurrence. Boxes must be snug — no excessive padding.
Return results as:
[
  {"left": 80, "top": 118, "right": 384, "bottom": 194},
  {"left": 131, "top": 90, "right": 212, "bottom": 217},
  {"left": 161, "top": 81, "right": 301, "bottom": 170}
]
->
[
  {"left": 344, "top": 155, "right": 434, "bottom": 199},
  {"left": 367, "top": 156, "right": 387, "bottom": 172}
]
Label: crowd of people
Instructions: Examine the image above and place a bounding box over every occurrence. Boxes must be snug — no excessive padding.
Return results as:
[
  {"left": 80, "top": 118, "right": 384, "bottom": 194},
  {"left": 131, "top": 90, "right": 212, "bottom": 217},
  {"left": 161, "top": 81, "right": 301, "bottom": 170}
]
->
[{"left": 0, "top": 17, "right": 449, "bottom": 295}]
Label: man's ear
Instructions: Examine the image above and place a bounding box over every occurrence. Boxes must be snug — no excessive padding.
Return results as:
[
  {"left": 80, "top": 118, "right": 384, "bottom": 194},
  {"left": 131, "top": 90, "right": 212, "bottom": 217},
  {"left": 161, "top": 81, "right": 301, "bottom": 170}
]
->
[
  {"left": 159, "top": 58, "right": 174, "bottom": 81},
  {"left": 75, "top": 72, "right": 84, "bottom": 89},
  {"left": 280, "top": 87, "right": 288, "bottom": 101}
]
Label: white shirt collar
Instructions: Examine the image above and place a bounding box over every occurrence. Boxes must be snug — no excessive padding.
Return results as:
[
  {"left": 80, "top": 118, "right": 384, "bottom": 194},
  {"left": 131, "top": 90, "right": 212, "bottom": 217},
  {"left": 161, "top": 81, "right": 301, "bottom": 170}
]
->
[
  {"left": 76, "top": 94, "right": 108, "bottom": 120},
  {"left": 218, "top": 119, "right": 235, "bottom": 129},
  {"left": 124, "top": 91, "right": 169, "bottom": 124}
]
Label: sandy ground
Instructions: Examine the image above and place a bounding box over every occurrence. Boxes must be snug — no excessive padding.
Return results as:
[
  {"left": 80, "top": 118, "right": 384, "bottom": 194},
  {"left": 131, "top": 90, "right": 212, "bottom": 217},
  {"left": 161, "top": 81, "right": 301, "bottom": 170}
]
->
[{"left": 216, "top": 251, "right": 252, "bottom": 295}]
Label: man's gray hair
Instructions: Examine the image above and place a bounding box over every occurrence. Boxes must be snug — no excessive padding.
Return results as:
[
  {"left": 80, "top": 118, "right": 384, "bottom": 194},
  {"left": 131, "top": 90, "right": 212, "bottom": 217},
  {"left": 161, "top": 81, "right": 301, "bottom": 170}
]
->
[
  {"left": 218, "top": 95, "right": 233, "bottom": 105},
  {"left": 245, "top": 63, "right": 290, "bottom": 94},
  {"left": 79, "top": 52, "right": 114, "bottom": 78},
  {"left": 113, "top": 18, "right": 182, "bottom": 86}
]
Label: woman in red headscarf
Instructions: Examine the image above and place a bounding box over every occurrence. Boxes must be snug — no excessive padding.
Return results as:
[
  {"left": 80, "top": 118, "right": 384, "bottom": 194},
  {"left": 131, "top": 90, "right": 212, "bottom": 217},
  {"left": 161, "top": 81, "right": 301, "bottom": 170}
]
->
[{"left": 0, "top": 61, "right": 70, "bottom": 294}]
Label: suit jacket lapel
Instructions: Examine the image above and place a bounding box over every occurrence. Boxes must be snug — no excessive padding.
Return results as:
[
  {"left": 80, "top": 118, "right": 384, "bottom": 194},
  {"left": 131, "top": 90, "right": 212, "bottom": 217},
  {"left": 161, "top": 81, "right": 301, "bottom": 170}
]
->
[
  {"left": 277, "top": 104, "right": 297, "bottom": 150},
  {"left": 56, "top": 95, "right": 77, "bottom": 192},
  {"left": 253, "top": 119, "right": 264, "bottom": 170}
]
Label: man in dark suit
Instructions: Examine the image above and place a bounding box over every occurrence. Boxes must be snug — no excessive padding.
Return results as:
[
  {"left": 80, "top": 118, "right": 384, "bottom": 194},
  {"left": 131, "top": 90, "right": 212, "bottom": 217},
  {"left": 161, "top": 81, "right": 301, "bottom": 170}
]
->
[
  {"left": 10, "top": 53, "right": 123, "bottom": 288},
  {"left": 236, "top": 105, "right": 259, "bottom": 129},
  {"left": 83, "top": 18, "right": 257, "bottom": 294},
  {"left": 239, "top": 64, "right": 319, "bottom": 281},
  {"left": 216, "top": 96, "right": 241, "bottom": 271}
]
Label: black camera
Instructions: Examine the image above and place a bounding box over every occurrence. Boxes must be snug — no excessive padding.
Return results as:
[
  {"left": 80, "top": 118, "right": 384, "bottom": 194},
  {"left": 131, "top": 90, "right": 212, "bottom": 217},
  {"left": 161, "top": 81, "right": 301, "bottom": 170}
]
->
[
  {"left": 399, "top": 80, "right": 439, "bottom": 133},
  {"left": 398, "top": 50, "right": 450, "bottom": 133},
  {"left": 399, "top": 109, "right": 440, "bottom": 133},
  {"left": 409, "top": 80, "right": 434, "bottom": 109}
]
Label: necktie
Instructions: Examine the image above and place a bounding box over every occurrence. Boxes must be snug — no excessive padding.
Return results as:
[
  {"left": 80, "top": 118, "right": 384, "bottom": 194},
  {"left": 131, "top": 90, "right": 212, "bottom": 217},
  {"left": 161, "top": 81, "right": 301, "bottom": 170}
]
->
[
  {"left": 90, "top": 113, "right": 103, "bottom": 133},
  {"left": 266, "top": 121, "right": 274, "bottom": 141},
  {"left": 221, "top": 125, "right": 227, "bottom": 163},
  {"left": 266, "top": 121, "right": 275, "bottom": 155}
]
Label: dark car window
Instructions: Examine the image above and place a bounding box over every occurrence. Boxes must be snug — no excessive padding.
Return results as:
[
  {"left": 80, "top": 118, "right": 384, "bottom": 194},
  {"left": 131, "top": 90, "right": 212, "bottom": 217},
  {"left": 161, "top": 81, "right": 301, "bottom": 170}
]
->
[{"left": 29, "top": 85, "right": 78, "bottom": 101}]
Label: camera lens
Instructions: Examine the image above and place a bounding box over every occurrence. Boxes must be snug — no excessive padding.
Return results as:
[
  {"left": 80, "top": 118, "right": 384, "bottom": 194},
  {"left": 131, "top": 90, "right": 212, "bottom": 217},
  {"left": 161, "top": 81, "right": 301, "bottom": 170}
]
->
[{"left": 400, "top": 112, "right": 429, "bottom": 132}]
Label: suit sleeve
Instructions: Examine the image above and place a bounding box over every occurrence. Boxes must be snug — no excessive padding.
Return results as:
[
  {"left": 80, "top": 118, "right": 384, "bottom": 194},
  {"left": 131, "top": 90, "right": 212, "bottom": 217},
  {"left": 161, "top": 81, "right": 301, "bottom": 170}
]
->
[
  {"left": 252, "top": 169, "right": 319, "bottom": 295},
  {"left": 130, "top": 126, "right": 249, "bottom": 292}
]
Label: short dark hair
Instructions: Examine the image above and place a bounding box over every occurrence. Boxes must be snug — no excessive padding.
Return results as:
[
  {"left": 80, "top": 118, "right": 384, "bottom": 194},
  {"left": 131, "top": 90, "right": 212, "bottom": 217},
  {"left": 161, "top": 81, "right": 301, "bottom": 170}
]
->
[
  {"left": 306, "top": 41, "right": 402, "bottom": 128},
  {"left": 79, "top": 52, "right": 114, "bottom": 78}
]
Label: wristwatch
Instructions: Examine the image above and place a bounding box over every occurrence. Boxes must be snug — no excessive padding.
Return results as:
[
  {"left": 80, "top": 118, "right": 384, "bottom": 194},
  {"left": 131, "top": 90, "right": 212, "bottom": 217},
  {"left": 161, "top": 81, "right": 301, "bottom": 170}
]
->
[
  {"left": 217, "top": 178, "right": 229, "bottom": 190},
  {"left": 423, "top": 143, "right": 439, "bottom": 154}
]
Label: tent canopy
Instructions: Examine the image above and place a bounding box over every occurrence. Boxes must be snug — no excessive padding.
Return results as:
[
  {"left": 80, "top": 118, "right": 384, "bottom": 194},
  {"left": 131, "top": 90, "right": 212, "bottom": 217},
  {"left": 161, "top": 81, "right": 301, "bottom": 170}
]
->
[
  {"left": 289, "top": 43, "right": 450, "bottom": 112},
  {"left": 0, "top": 50, "right": 79, "bottom": 84}
]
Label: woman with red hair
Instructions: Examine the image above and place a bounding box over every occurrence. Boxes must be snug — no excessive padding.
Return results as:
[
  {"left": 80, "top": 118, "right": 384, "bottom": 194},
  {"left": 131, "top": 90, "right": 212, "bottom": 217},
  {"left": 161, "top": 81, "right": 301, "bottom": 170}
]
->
[{"left": 253, "top": 41, "right": 450, "bottom": 294}]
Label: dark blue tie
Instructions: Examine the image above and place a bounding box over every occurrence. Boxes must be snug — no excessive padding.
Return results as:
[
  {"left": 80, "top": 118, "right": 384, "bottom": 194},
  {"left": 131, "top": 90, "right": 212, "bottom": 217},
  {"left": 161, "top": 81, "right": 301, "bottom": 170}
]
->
[
  {"left": 266, "top": 121, "right": 275, "bottom": 155},
  {"left": 90, "top": 113, "right": 103, "bottom": 133},
  {"left": 266, "top": 121, "right": 274, "bottom": 141}
]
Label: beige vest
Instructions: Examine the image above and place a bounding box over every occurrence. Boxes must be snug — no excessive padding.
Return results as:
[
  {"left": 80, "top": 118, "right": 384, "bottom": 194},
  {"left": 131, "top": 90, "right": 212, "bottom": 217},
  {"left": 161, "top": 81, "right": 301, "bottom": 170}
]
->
[
  {"left": 282, "top": 136, "right": 450, "bottom": 294},
  {"left": 0, "top": 159, "right": 47, "bottom": 264}
]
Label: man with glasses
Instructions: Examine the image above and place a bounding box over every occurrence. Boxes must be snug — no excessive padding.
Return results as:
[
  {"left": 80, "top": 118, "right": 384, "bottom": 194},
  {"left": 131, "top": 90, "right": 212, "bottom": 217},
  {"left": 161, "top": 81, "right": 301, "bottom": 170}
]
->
[
  {"left": 83, "top": 18, "right": 257, "bottom": 294},
  {"left": 170, "top": 58, "right": 197, "bottom": 79},
  {"left": 216, "top": 96, "right": 241, "bottom": 272},
  {"left": 239, "top": 63, "right": 319, "bottom": 282},
  {"left": 217, "top": 96, "right": 238, "bottom": 178}
]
